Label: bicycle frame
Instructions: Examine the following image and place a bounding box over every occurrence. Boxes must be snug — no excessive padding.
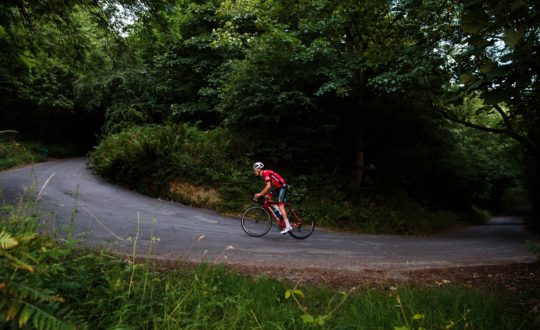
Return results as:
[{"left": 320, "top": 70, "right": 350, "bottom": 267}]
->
[{"left": 261, "top": 198, "right": 301, "bottom": 230}]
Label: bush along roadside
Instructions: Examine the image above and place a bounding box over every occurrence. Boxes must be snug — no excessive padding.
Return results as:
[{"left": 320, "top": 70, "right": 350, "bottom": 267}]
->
[
  {"left": 89, "top": 123, "right": 258, "bottom": 212},
  {"left": 0, "top": 131, "right": 85, "bottom": 171},
  {"left": 0, "top": 134, "right": 46, "bottom": 170}
]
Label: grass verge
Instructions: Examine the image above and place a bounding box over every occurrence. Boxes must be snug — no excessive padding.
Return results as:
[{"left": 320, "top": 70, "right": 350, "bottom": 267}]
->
[
  {"left": 1, "top": 132, "right": 87, "bottom": 171},
  {"left": 0, "top": 137, "right": 46, "bottom": 171}
]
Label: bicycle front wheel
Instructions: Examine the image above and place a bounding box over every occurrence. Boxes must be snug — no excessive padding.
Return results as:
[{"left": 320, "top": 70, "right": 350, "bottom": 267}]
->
[
  {"left": 286, "top": 207, "right": 315, "bottom": 239},
  {"left": 241, "top": 206, "right": 272, "bottom": 237}
]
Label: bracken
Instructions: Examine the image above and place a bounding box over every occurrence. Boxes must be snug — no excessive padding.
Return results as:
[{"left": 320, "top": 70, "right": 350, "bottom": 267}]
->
[{"left": 169, "top": 179, "right": 221, "bottom": 208}]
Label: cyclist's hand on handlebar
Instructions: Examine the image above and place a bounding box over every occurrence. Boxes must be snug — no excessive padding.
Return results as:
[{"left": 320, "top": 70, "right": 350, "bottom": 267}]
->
[{"left": 253, "top": 193, "right": 260, "bottom": 201}]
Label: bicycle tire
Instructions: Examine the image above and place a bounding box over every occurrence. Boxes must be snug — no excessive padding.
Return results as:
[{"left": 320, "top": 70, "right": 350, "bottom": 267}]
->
[
  {"left": 285, "top": 207, "right": 315, "bottom": 239},
  {"left": 241, "top": 206, "right": 273, "bottom": 237}
]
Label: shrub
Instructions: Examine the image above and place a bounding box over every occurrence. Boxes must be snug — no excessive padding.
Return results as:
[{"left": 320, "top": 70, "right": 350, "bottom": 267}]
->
[
  {"left": 90, "top": 124, "right": 258, "bottom": 211},
  {"left": 0, "top": 139, "right": 45, "bottom": 170}
]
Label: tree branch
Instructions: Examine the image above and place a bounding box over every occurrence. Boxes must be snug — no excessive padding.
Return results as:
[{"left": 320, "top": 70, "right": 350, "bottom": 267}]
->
[
  {"left": 493, "top": 103, "right": 512, "bottom": 128},
  {"left": 435, "top": 106, "right": 534, "bottom": 152}
]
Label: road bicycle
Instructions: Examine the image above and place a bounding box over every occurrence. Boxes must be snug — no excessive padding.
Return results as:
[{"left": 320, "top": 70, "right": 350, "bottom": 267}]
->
[{"left": 241, "top": 195, "right": 315, "bottom": 239}]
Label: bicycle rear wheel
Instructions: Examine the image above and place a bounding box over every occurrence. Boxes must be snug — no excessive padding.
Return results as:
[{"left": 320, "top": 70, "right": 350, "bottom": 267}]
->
[
  {"left": 286, "top": 207, "right": 315, "bottom": 239},
  {"left": 241, "top": 206, "right": 272, "bottom": 237}
]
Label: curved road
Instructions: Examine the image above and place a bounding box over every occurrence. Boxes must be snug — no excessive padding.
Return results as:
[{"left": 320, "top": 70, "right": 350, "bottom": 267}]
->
[{"left": 0, "top": 158, "right": 536, "bottom": 276}]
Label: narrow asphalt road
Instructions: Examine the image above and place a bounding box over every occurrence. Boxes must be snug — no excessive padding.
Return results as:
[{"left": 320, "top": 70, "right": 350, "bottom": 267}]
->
[{"left": 1, "top": 158, "right": 536, "bottom": 275}]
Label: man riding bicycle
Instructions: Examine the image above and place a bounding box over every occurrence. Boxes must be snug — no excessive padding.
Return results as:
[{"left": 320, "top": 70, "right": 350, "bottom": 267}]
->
[{"left": 252, "top": 162, "right": 292, "bottom": 234}]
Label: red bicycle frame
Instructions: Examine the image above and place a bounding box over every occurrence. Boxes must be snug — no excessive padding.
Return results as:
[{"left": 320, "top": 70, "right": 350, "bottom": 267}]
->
[{"left": 262, "top": 198, "right": 301, "bottom": 230}]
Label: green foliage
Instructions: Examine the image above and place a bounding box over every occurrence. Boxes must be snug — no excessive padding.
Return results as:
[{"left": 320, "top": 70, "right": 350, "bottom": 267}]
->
[
  {"left": 76, "top": 0, "right": 230, "bottom": 137},
  {"left": 0, "top": 1, "right": 114, "bottom": 146},
  {"left": 439, "top": 97, "right": 526, "bottom": 211},
  {"left": 218, "top": 24, "right": 340, "bottom": 164},
  {"left": 90, "top": 123, "right": 256, "bottom": 210},
  {"left": 75, "top": 70, "right": 163, "bottom": 135},
  {"left": 0, "top": 230, "right": 19, "bottom": 249},
  {"left": 0, "top": 229, "right": 83, "bottom": 329},
  {"left": 90, "top": 124, "right": 171, "bottom": 183},
  {"left": 457, "top": 0, "right": 538, "bottom": 112},
  {"left": 285, "top": 288, "right": 348, "bottom": 327},
  {"left": 0, "top": 138, "right": 46, "bottom": 170},
  {"left": 0, "top": 134, "right": 85, "bottom": 170},
  {"left": 391, "top": 289, "right": 471, "bottom": 330},
  {"left": 451, "top": 0, "right": 540, "bottom": 227},
  {"left": 303, "top": 179, "right": 464, "bottom": 235}
]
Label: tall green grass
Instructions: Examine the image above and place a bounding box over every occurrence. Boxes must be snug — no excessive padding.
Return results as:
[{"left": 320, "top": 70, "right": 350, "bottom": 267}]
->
[{"left": 76, "top": 262, "right": 531, "bottom": 329}]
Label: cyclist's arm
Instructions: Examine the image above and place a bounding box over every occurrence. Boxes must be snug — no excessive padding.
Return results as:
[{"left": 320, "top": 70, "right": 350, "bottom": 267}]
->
[{"left": 255, "top": 182, "right": 272, "bottom": 199}]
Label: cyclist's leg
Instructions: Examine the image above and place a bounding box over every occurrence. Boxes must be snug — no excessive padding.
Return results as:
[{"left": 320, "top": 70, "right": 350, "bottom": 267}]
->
[
  {"left": 266, "top": 190, "right": 283, "bottom": 222},
  {"left": 277, "top": 186, "right": 291, "bottom": 231},
  {"left": 277, "top": 185, "right": 288, "bottom": 217}
]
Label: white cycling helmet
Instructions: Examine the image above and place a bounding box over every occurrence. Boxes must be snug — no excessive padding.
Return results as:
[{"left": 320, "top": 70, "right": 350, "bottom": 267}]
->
[{"left": 253, "top": 162, "right": 264, "bottom": 170}]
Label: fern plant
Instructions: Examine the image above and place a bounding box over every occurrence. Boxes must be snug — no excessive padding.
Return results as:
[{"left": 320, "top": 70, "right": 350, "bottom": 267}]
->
[
  {"left": 0, "top": 229, "right": 83, "bottom": 329},
  {"left": 0, "top": 230, "right": 19, "bottom": 249},
  {"left": 0, "top": 230, "right": 36, "bottom": 272}
]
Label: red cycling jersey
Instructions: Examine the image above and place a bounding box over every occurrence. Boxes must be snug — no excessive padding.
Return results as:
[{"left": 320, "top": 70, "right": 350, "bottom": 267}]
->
[{"left": 262, "top": 169, "right": 287, "bottom": 188}]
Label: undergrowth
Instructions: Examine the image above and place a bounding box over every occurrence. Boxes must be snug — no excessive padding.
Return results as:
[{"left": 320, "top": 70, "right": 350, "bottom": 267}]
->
[
  {"left": 89, "top": 124, "right": 472, "bottom": 235},
  {"left": 1, "top": 227, "right": 533, "bottom": 329},
  {"left": 0, "top": 131, "right": 81, "bottom": 170},
  {"left": 0, "top": 137, "right": 46, "bottom": 171}
]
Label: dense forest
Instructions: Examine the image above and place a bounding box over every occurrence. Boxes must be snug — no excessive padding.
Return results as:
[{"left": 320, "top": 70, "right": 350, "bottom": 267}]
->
[{"left": 1, "top": 0, "right": 538, "bottom": 232}]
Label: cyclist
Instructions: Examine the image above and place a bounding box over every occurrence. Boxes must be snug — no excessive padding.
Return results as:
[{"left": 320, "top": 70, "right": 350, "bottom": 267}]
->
[{"left": 252, "top": 162, "right": 292, "bottom": 234}]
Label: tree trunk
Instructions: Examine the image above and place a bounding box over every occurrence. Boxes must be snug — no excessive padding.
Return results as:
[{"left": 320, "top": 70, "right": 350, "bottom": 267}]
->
[
  {"left": 526, "top": 128, "right": 540, "bottom": 232},
  {"left": 354, "top": 148, "right": 364, "bottom": 186},
  {"left": 346, "top": 20, "right": 369, "bottom": 188}
]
